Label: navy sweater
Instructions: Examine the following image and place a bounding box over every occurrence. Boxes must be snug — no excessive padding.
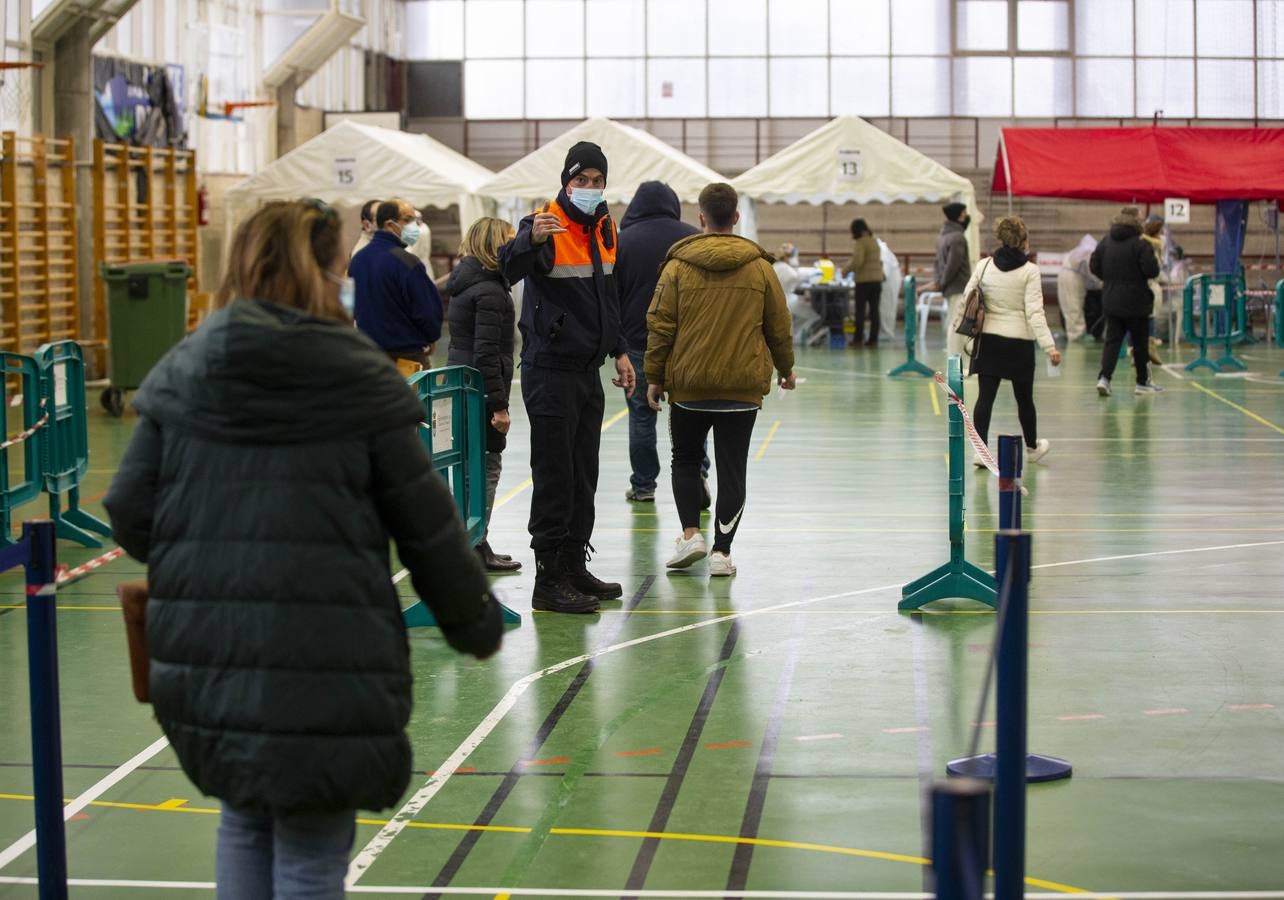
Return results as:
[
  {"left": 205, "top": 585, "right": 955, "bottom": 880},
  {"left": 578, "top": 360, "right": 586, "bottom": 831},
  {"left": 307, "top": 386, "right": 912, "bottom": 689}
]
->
[{"left": 348, "top": 231, "right": 443, "bottom": 354}]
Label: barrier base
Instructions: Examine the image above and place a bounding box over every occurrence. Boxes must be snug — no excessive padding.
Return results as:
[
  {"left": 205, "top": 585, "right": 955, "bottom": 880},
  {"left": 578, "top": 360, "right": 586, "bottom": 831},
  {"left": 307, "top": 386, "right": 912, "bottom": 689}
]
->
[
  {"left": 899, "top": 560, "right": 997, "bottom": 610},
  {"left": 403, "top": 598, "right": 522, "bottom": 628},
  {"left": 50, "top": 498, "right": 111, "bottom": 549},
  {"left": 888, "top": 358, "right": 934, "bottom": 378},
  {"left": 1214, "top": 353, "right": 1248, "bottom": 371},
  {"left": 946, "top": 751, "right": 1073, "bottom": 783},
  {"left": 1184, "top": 356, "right": 1221, "bottom": 373}
]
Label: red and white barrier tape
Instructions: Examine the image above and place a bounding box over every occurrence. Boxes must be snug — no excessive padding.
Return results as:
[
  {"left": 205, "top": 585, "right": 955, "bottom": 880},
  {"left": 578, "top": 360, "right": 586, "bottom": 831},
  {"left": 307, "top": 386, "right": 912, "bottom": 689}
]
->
[
  {"left": 0, "top": 412, "right": 48, "bottom": 451},
  {"left": 55, "top": 547, "right": 125, "bottom": 587},
  {"left": 933, "top": 372, "right": 1029, "bottom": 496}
]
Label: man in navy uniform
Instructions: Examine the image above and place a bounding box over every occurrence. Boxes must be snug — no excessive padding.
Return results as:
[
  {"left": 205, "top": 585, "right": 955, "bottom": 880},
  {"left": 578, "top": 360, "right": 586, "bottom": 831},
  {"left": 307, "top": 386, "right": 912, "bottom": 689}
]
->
[{"left": 348, "top": 197, "right": 442, "bottom": 374}]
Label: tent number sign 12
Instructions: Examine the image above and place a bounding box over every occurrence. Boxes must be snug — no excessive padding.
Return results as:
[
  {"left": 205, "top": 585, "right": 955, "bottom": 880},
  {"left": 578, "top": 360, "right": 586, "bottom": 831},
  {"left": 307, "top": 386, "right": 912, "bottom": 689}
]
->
[
  {"left": 838, "top": 148, "right": 863, "bottom": 182},
  {"left": 334, "top": 157, "right": 358, "bottom": 188},
  {"left": 1165, "top": 197, "right": 1190, "bottom": 224}
]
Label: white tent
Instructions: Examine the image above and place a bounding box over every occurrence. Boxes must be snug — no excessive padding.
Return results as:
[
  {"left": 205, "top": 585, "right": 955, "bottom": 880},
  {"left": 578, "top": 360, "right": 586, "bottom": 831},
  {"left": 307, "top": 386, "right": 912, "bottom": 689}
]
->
[
  {"left": 732, "top": 116, "right": 980, "bottom": 258},
  {"left": 225, "top": 120, "right": 495, "bottom": 227},
  {"left": 479, "top": 117, "right": 723, "bottom": 221}
]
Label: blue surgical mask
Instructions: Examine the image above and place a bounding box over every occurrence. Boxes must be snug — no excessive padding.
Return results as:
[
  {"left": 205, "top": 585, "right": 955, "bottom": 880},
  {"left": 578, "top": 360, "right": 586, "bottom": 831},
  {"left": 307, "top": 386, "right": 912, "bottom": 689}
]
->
[
  {"left": 338, "top": 277, "right": 355, "bottom": 314},
  {"left": 569, "top": 188, "right": 604, "bottom": 215},
  {"left": 400, "top": 222, "right": 422, "bottom": 247}
]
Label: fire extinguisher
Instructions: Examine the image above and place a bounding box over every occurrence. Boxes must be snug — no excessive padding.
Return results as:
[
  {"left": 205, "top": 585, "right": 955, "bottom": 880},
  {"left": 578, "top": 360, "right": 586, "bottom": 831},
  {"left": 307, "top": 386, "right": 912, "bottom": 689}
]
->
[{"left": 197, "top": 184, "right": 210, "bottom": 226}]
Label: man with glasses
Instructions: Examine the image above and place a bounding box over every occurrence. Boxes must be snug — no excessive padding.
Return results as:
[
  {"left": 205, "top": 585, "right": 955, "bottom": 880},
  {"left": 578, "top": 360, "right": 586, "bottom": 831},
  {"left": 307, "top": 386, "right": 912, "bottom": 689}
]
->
[
  {"left": 500, "top": 141, "right": 635, "bottom": 614},
  {"left": 348, "top": 197, "right": 443, "bottom": 375}
]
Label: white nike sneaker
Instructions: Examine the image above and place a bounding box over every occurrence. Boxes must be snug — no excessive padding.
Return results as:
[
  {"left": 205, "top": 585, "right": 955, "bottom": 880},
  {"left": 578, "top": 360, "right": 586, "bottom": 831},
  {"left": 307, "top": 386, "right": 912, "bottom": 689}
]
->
[
  {"left": 1025, "top": 438, "right": 1050, "bottom": 464},
  {"left": 709, "top": 552, "right": 737, "bottom": 577},
  {"left": 666, "top": 533, "right": 707, "bottom": 569}
]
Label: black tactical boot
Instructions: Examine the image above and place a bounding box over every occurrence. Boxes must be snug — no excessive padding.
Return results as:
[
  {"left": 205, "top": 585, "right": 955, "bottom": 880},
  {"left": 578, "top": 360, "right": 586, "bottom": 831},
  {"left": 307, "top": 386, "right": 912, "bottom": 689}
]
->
[
  {"left": 532, "top": 554, "right": 599, "bottom": 614},
  {"left": 558, "top": 543, "right": 624, "bottom": 600}
]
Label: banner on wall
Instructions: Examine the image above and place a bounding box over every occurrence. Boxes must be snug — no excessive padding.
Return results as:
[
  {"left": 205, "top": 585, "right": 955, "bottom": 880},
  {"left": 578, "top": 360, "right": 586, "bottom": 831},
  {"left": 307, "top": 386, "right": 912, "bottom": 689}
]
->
[{"left": 93, "top": 56, "right": 187, "bottom": 149}]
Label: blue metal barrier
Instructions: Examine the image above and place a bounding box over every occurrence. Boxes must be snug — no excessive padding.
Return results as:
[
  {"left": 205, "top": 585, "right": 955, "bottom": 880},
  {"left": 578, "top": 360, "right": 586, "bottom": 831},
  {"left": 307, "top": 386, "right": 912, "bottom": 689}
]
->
[
  {"left": 34, "top": 342, "right": 111, "bottom": 548},
  {"left": 0, "top": 520, "right": 68, "bottom": 898},
  {"left": 930, "top": 777, "right": 989, "bottom": 900},
  {"left": 1, "top": 354, "right": 47, "bottom": 545},
  {"left": 401, "top": 365, "right": 520, "bottom": 629},
  {"left": 946, "top": 437, "right": 1071, "bottom": 785},
  {"left": 1183, "top": 273, "right": 1248, "bottom": 373},
  {"left": 888, "top": 275, "right": 934, "bottom": 378}
]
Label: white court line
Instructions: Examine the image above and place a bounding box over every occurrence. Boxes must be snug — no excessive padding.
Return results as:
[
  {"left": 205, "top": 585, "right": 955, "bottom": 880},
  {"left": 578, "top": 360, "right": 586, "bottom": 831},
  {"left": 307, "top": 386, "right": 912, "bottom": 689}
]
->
[
  {"left": 4, "top": 878, "right": 1284, "bottom": 899},
  {"left": 351, "top": 536, "right": 1284, "bottom": 885},
  {"left": 345, "top": 579, "right": 906, "bottom": 885},
  {"left": 0, "top": 735, "right": 170, "bottom": 873},
  {"left": 1160, "top": 363, "right": 1187, "bottom": 380}
]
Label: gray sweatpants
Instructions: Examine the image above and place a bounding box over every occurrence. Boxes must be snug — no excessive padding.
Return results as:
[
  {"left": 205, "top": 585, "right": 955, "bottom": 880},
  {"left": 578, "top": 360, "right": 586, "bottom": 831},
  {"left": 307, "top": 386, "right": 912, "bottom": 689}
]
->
[{"left": 483, "top": 451, "right": 503, "bottom": 541}]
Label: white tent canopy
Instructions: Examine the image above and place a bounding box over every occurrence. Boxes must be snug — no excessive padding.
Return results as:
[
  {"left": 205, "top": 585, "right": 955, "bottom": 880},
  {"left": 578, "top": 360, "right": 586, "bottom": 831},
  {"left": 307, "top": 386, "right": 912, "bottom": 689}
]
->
[
  {"left": 732, "top": 116, "right": 980, "bottom": 257},
  {"left": 225, "top": 120, "right": 495, "bottom": 226},
  {"left": 479, "top": 117, "right": 723, "bottom": 218}
]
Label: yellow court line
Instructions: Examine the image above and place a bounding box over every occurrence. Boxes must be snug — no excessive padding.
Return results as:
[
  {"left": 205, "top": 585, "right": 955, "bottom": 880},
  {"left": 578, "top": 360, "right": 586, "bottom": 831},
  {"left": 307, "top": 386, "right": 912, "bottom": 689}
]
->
[
  {"left": 0, "top": 791, "right": 1100, "bottom": 893},
  {"left": 754, "top": 420, "right": 781, "bottom": 461},
  {"left": 601, "top": 408, "right": 628, "bottom": 431},
  {"left": 1191, "top": 381, "right": 1284, "bottom": 435},
  {"left": 929, "top": 379, "right": 942, "bottom": 416}
]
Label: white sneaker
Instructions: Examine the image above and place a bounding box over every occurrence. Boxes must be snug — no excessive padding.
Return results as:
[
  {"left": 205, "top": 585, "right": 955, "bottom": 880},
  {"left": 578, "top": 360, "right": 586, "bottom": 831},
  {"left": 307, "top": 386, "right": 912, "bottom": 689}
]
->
[
  {"left": 1026, "top": 438, "right": 1050, "bottom": 464},
  {"left": 666, "top": 533, "right": 707, "bottom": 569},
  {"left": 1135, "top": 381, "right": 1165, "bottom": 395},
  {"left": 709, "top": 551, "right": 737, "bottom": 577},
  {"left": 1096, "top": 377, "right": 1112, "bottom": 397}
]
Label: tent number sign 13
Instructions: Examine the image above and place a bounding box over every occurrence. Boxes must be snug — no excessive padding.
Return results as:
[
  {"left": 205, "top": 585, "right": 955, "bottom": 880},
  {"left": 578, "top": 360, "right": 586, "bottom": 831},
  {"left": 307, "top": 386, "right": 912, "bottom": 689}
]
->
[
  {"left": 334, "top": 157, "right": 358, "bottom": 188},
  {"left": 838, "top": 148, "right": 863, "bottom": 182}
]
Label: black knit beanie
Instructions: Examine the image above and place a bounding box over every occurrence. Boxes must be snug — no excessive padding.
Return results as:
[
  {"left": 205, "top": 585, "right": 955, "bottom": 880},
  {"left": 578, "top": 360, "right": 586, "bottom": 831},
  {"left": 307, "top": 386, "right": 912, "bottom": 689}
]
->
[
  {"left": 562, "top": 141, "right": 608, "bottom": 187},
  {"left": 942, "top": 202, "right": 967, "bottom": 222}
]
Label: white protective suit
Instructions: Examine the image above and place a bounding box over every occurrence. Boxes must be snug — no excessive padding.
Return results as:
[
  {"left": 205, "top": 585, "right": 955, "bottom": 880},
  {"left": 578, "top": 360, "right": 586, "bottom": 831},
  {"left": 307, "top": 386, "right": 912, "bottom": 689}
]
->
[
  {"left": 877, "top": 239, "right": 903, "bottom": 344},
  {"left": 1057, "top": 234, "right": 1100, "bottom": 340},
  {"left": 775, "top": 259, "right": 821, "bottom": 344}
]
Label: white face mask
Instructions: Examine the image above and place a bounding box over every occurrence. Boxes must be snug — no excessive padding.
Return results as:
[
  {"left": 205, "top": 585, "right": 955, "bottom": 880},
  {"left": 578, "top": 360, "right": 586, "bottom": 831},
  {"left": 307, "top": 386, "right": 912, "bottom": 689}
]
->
[
  {"left": 400, "top": 221, "right": 422, "bottom": 247},
  {"left": 569, "top": 188, "right": 605, "bottom": 215}
]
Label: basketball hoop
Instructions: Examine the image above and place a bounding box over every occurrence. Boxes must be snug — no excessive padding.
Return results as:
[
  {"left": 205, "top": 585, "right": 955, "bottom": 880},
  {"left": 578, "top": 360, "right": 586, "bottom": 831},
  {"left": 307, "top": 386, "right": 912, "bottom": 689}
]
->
[{"left": 0, "top": 61, "right": 41, "bottom": 136}]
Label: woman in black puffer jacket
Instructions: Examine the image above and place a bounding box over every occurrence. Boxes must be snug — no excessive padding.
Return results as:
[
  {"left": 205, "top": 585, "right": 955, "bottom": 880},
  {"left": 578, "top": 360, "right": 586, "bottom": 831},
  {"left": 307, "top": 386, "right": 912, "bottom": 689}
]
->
[
  {"left": 448, "top": 217, "right": 521, "bottom": 572},
  {"left": 104, "top": 200, "right": 502, "bottom": 900}
]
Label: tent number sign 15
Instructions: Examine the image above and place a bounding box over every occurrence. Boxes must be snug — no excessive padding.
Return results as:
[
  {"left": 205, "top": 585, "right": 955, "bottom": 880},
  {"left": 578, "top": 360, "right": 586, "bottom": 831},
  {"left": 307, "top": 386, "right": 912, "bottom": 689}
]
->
[
  {"left": 334, "top": 157, "right": 358, "bottom": 188},
  {"left": 838, "top": 148, "right": 863, "bottom": 182}
]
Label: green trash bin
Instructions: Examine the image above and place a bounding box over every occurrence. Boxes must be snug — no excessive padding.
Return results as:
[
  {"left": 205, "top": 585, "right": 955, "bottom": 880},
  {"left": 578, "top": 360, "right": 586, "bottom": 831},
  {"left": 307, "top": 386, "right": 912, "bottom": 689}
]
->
[{"left": 99, "top": 260, "right": 191, "bottom": 416}]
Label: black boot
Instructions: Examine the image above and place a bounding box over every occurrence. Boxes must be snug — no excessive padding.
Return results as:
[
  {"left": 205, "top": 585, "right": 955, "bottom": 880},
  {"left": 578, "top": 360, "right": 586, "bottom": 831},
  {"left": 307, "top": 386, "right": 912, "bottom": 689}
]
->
[
  {"left": 532, "top": 554, "right": 599, "bottom": 614},
  {"left": 558, "top": 543, "right": 623, "bottom": 600},
  {"left": 476, "top": 541, "right": 521, "bottom": 573}
]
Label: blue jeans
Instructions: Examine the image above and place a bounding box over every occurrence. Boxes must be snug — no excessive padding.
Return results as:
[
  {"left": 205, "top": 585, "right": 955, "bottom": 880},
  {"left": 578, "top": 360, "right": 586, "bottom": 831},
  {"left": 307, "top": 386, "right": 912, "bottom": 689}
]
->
[
  {"left": 627, "top": 350, "right": 709, "bottom": 493},
  {"left": 216, "top": 804, "right": 355, "bottom": 900}
]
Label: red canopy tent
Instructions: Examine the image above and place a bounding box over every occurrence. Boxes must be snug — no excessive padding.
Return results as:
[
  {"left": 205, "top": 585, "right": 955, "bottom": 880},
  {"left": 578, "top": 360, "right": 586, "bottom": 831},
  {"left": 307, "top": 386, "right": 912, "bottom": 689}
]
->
[{"left": 992, "top": 126, "right": 1284, "bottom": 204}]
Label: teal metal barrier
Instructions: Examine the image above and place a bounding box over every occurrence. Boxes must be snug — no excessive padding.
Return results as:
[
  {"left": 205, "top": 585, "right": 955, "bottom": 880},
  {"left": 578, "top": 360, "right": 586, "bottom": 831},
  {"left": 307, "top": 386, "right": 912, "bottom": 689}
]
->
[
  {"left": 1, "top": 354, "right": 48, "bottom": 545},
  {"left": 900, "top": 356, "right": 997, "bottom": 611},
  {"left": 1276, "top": 280, "right": 1284, "bottom": 377},
  {"left": 401, "top": 365, "right": 520, "bottom": 628},
  {"left": 1183, "top": 273, "right": 1248, "bottom": 373},
  {"left": 34, "top": 342, "right": 111, "bottom": 548},
  {"left": 888, "top": 275, "right": 933, "bottom": 378}
]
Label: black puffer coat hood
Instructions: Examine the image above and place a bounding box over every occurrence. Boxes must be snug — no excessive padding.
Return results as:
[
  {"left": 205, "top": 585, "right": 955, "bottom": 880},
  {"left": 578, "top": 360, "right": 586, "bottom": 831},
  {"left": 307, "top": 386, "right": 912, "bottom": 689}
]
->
[
  {"left": 447, "top": 257, "right": 516, "bottom": 452},
  {"left": 106, "top": 299, "right": 500, "bottom": 815},
  {"left": 1089, "top": 224, "right": 1161, "bottom": 318},
  {"left": 616, "top": 181, "right": 699, "bottom": 351}
]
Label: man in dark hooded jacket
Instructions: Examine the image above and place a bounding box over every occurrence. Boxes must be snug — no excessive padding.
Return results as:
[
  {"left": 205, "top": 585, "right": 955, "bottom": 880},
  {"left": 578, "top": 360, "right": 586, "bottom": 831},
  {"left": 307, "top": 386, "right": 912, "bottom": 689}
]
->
[
  {"left": 1090, "top": 206, "right": 1162, "bottom": 396},
  {"left": 615, "top": 181, "right": 699, "bottom": 503}
]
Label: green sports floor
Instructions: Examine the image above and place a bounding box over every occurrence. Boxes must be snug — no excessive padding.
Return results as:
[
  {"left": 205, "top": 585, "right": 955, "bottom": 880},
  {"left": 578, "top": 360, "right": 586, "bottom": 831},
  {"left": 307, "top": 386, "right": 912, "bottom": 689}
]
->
[{"left": 1, "top": 334, "right": 1283, "bottom": 899}]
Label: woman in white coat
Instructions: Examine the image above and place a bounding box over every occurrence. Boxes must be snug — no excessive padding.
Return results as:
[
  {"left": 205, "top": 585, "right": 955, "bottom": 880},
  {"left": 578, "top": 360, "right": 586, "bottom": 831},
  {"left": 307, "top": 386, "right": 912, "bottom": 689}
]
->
[{"left": 960, "top": 216, "right": 1061, "bottom": 464}]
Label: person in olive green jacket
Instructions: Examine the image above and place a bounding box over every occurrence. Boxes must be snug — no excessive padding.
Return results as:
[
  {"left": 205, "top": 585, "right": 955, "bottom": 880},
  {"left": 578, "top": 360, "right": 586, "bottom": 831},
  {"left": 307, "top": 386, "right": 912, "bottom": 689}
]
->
[
  {"left": 644, "top": 182, "right": 795, "bottom": 577},
  {"left": 843, "top": 218, "right": 884, "bottom": 347}
]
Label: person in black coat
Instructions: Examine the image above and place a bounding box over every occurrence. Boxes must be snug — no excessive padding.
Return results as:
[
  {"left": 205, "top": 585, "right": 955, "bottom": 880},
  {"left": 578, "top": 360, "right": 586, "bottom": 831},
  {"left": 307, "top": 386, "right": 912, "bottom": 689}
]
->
[
  {"left": 1090, "top": 206, "right": 1163, "bottom": 396},
  {"left": 448, "top": 217, "right": 521, "bottom": 573},
  {"left": 614, "top": 181, "right": 700, "bottom": 502},
  {"left": 103, "top": 200, "right": 502, "bottom": 900}
]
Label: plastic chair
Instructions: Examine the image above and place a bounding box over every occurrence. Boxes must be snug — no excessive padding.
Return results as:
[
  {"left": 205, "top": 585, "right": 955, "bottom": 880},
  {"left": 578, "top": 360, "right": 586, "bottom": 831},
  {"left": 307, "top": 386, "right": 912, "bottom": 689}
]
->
[{"left": 917, "top": 291, "right": 949, "bottom": 344}]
